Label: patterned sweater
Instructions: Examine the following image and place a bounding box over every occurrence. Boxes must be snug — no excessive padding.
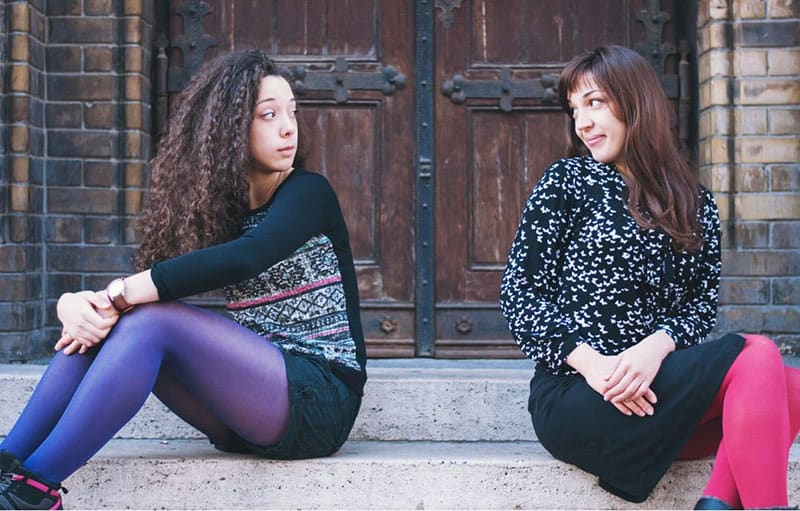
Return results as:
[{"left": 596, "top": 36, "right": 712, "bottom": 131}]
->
[
  {"left": 150, "top": 169, "right": 366, "bottom": 393},
  {"left": 500, "top": 156, "right": 720, "bottom": 376}
]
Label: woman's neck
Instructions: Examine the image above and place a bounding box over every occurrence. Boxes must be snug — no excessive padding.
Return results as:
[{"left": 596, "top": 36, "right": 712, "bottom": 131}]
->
[{"left": 248, "top": 168, "right": 294, "bottom": 209}]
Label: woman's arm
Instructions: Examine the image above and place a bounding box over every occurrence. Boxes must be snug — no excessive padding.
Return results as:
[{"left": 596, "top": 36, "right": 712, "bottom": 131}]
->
[
  {"left": 654, "top": 188, "right": 722, "bottom": 348},
  {"left": 150, "top": 171, "right": 338, "bottom": 300},
  {"left": 499, "top": 160, "right": 589, "bottom": 374},
  {"left": 55, "top": 270, "right": 159, "bottom": 355}
]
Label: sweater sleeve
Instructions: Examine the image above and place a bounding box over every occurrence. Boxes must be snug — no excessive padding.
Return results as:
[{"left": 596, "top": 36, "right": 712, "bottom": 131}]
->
[
  {"left": 150, "top": 171, "right": 340, "bottom": 301},
  {"left": 655, "top": 188, "right": 721, "bottom": 348},
  {"left": 499, "top": 160, "right": 587, "bottom": 373}
]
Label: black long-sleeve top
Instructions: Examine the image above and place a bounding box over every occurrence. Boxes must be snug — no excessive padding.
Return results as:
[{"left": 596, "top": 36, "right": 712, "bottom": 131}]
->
[
  {"left": 500, "top": 157, "right": 720, "bottom": 376},
  {"left": 150, "top": 169, "right": 366, "bottom": 393}
]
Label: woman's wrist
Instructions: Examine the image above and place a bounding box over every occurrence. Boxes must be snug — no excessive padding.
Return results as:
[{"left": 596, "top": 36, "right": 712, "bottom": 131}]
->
[{"left": 566, "top": 343, "right": 604, "bottom": 374}]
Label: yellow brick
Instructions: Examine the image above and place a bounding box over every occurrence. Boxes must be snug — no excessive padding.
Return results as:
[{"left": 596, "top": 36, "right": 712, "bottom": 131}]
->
[
  {"left": 10, "top": 35, "right": 30, "bottom": 62},
  {"left": 10, "top": 185, "right": 29, "bottom": 211},
  {"left": 125, "top": 18, "right": 143, "bottom": 43},
  {"left": 11, "top": 126, "right": 29, "bottom": 152},
  {"left": 767, "top": 49, "right": 800, "bottom": 76},
  {"left": 739, "top": 79, "right": 800, "bottom": 105},
  {"left": 699, "top": 109, "right": 713, "bottom": 137},
  {"left": 699, "top": 22, "right": 729, "bottom": 52},
  {"left": 124, "top": 0, "right": 144, "bottom": 15},
  {"left": 704, "top": 106, "right": 734, "bottom": 135},
  {"left": 735, "top": 50, "right": 767, "bottom": 76},
  {"left": 770, "top": 0, "right": 797, "bottom": 17},
  {"left": 709, "top": 78, "right": 731, "bottom": 105},
  {"left": 125, "top": 76, "right": 142, "bottom": 101},
  {"left": 125, "top": 132, "right": 142, "bottom": 158},
  {"left": 714, "top": 192, "right": 731, "bottom": 221},
  {"left": 734, "top": 193, "right": 800, "bottom": 220},
  {"left": 739, "top": 137, "right": 800, "bottom": 163},
  {"left": 11, "top": 157, "right": 29, "bottom": 182},
  {"left": 735, "top": 165, "right": 769, "bottom": 191},
  {"left": 734, "top": 0, "right": 767, "bottom": 18},
  {"left": 124, "top": 190, "right": 143, "bottom": 215},
  {"left": 708, "top": 165, "right": 733, "bottom": 192},
  {"left": 709, "top": 0, "right": 731, "bottom": 20},
  {"left": 769, "top": 109, "right": 800, "bottom": 135},
  {"left": 10, "top": 3, "right": 30, "bottom": 32},
  {"left": 736, "top": 107, "right": 768, "bottom": 134},
  {"left": 125, "top": 103, "right": 142, "bottom": 129},
  {"left": 10, "top": 66, "right": 29, "bottom": 92},
  {"left": 698, "top": 0, "right": 712, "bottom": 25},
  {"left": 710, "top": 137, "right": 732, "bottom": 164},
  {"left": 125, "top": 47, "right": 143, "bottom": 73},
  {"left": 125, "top": 163, "right": 144, "bottom": 187}
]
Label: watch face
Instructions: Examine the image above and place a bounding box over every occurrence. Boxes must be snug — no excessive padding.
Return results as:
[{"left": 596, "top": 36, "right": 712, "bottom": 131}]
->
[{"left": 108, "top": 279, "right": 124, "bottom": 296}]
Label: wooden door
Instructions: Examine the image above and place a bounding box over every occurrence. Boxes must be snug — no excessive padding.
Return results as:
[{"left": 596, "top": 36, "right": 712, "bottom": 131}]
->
[
  {"left": 432, "top": 0, "right": 691, "bottom": 356},
  {"left": 160, "top": 0, "right": 694, "bottom": 358},
  {"left": 163, "top": 0, "right": 417, "bottom": 356}
]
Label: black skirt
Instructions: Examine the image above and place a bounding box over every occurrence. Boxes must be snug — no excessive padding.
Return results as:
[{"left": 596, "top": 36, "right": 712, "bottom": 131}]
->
[{"left": 528, "top": 333, "right": 745, "bottom": 503}]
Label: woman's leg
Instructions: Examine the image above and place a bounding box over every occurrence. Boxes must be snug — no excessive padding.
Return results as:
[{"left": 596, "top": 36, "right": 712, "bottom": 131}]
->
[
  {"left": 680, "top": 335, "right": 800, "bottom": 508},
  {"left": 0, "top": 350, "right": 98, "bottom": 462},
  {"left": 19, "top": 301, "right": 290, "bottom": 483}
]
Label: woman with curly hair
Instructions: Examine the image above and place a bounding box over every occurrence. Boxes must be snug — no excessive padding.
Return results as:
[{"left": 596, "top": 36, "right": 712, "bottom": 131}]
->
[
  {"left": 0, "top": 49, "right": 365, "bottom": 509},
  {"left": 500, "top": 45, "right": 799, "bottom": 508}
]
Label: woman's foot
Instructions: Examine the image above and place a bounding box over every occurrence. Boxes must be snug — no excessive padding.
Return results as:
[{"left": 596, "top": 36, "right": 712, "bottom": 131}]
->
[
  {"left": 694, "top": 496, "right": 733, "bottom": 510},
  {"left": 0, "top": 467, "right": 64, "bottom": 510}
]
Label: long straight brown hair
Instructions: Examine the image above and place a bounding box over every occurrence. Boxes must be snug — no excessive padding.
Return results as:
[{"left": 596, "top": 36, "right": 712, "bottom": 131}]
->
[{"left": 558, "top": 45, "right": 703, "bottom": 252}]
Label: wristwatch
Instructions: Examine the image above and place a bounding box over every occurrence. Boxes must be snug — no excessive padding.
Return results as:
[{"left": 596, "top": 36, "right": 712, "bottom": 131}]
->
[{"left": 106, "top": 278, "right": 134, "bottom": 313}]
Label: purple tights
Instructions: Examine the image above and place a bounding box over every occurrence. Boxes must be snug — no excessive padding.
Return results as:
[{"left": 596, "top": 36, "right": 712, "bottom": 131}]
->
[{"left": 0, "top": 301, "right": 290, "bottom": 482}]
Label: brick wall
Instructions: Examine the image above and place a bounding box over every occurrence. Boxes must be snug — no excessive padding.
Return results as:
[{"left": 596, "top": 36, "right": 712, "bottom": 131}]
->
[
  {"left": 1, "top": 0, "right": 47, "bottom": 361},
  {"left": 697, "top": 0, "right": 800, "bottom": 354},
  {"left": 1, "top": 1, "right": 798, "bottom": 360},
  {"left": 0, "top": 0, "right": 151, "bottom": 361}
]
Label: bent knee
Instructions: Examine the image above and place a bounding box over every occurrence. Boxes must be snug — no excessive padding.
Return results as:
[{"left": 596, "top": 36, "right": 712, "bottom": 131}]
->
[
  {"left": 108, "top": 301, "right": 186, "bottom": 339},
  {"left": 739, "top": 334, "right": 782, "bottom": 364}
]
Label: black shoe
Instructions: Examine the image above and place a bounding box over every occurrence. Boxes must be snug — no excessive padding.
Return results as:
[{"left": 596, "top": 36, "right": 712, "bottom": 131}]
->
[
  {"left": 0, "top": 452, "right": 20, "bottom": 475},
  {"left": 694, "top": 496, "right": 734, "bottom": 510},
  {"left": 0, "top": 468, "right": 65, "bottom": 510}
]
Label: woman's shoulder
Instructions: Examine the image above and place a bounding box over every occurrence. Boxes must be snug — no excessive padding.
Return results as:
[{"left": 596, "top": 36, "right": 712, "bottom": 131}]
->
[
  {"left": 542, "top": 156, "right": 607, "bottom": 181},
  {"left": 535, "top": 156, "right": 599, "bottom": 194},
  {"left": 282, "top": 168, "right": 336, "bottom": 197}
]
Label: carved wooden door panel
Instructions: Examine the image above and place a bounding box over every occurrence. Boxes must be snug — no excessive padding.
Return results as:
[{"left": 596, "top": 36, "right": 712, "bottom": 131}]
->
[
  {"left": 163, "top": 0, "right": 417, "bottom": 356},
  {"left": 160, "top": 0, "right": 693, "bottom": 358},
  {"left": 432, "top": 0, "right": 691, "bottom": 357}
]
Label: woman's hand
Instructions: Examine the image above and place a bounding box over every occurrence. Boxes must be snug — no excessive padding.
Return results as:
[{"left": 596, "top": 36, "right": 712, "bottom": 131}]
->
[
  {"left": 55, "top": 291, "right": 119, "bottom": 355},
  {"left": 567, "top": 343, "right": 645, "bottom": 416},
  {"left": 602, "top": 331, "right": 676, "bottom": 414}
]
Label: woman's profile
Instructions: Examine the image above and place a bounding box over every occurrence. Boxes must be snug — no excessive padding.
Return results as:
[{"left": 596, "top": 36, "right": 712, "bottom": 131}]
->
[
  {"left": 0, "top": 49, "right": 365, "bottom": 509},
  {"left": 501, "top": 45, "right": 799, "bottom": 509}
]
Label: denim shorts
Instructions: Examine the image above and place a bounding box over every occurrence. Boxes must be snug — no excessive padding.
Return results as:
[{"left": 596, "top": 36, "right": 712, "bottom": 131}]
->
[{"left": 215, "top": 350, "right": 362, "bottom": 460}]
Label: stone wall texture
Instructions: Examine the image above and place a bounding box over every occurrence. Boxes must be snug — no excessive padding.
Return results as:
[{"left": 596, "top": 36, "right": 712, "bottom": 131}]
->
[
  {"left": 1, "top": 0, "right": 150, "bottom": 360},
  {"left": 698, "top": 0, "right": 800, "bottom": 354},
  {"left": 1, "top": 0, "right": 798, "bottom": 360}
]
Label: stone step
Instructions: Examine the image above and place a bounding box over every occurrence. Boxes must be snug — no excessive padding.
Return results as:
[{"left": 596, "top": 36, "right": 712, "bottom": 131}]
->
[
  {"left": 0, "top": 360, "right": 538, "bottom": 442},
  {"left": 62, "top": 440, "right": 800, "bottom": 510}
]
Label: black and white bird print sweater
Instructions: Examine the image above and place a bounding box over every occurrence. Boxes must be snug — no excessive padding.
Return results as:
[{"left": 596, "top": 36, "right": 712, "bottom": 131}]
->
[{"left": 500, "top": 156, "right": 721, "bottom": 376}]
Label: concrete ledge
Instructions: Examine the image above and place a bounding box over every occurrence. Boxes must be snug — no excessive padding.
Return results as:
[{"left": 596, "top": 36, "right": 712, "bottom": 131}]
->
[
  {"left": 0, "top": 361, "right": 538, "bottom": 442},
  {"left": 65, "top": 440, "right": 800, "bottom": 510}
]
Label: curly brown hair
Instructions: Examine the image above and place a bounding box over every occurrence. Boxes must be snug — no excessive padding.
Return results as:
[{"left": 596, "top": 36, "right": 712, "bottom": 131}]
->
[
  {"left": 559, "top": 45, "right": 703, "bottom": 252},
  {"left": 134, "top": 49, "right": 305, "bottom": 270}
]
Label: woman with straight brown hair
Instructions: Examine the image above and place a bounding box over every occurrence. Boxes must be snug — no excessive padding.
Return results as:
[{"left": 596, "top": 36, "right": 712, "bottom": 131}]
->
[{"left": 501, "top": 45, "right": 799, "bottom": 508}]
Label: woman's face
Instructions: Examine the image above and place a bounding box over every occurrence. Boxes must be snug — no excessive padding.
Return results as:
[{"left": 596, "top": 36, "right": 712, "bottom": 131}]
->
[
  {"left": 249, "top": 75, "right": 298, "bottom": 173},
  {"left": 567, "top": 75, "right": 628, "bottom": 171}
]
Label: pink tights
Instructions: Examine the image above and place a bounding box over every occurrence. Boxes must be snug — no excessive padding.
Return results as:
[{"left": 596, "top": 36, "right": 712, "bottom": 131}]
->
[{"left": 677, "top": 335, "right": 800, "bottom": 508}]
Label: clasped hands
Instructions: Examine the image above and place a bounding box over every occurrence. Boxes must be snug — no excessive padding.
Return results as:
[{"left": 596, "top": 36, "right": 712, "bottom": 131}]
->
[
  {"left": 575, "top": 331, "right": 675, "bottom": 417},
  {"left": 55, "top": 291, "right": 119, "bottom": 356}
]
